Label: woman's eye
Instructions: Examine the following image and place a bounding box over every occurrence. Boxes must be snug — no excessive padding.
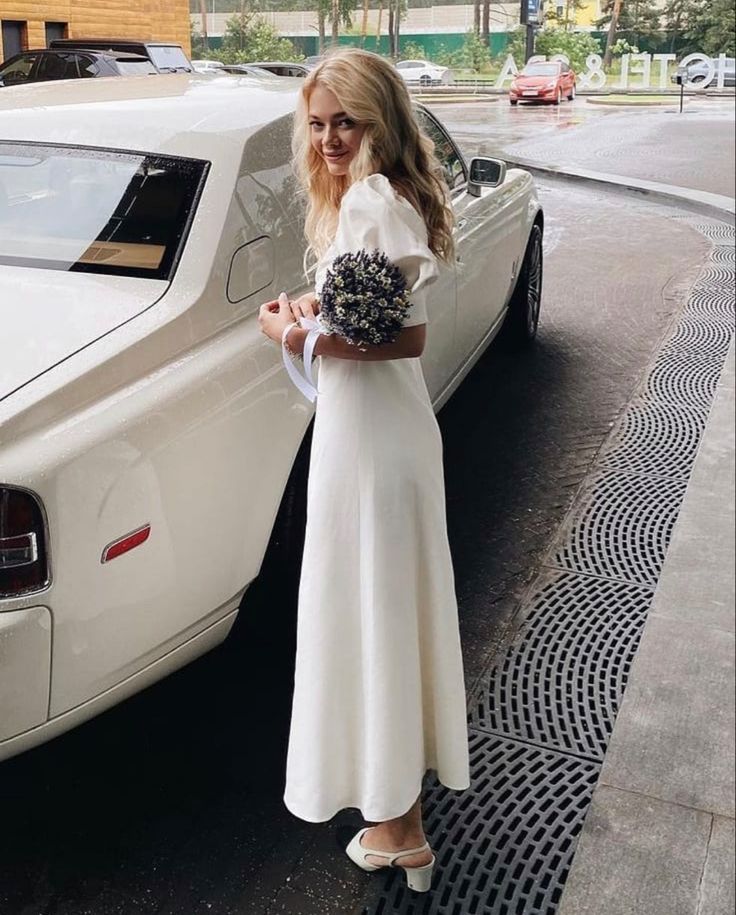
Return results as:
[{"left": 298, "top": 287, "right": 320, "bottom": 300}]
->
[{"left": 339, "top": 119, "right": 355, "bottom": 128}]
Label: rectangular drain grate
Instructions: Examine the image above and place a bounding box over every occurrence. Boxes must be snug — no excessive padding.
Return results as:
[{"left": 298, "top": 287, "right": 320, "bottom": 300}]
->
[
  {"left": 363, "top": 732, "right": 600, "bottom": 915},
  {"left": 469, "top": 570, "right": 653, "bottom": 760}
]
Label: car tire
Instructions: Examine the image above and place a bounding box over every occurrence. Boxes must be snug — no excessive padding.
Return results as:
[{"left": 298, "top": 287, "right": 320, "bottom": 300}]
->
[
  {"left": 505, "top": 223, "right": 543, "bottom": 345},
  {"left": 554, "top": 88, "right": 562, "bottom": 105},
  {"left": 419, "top": 74, "right": 432, "bottom": 86},
  {"left": 568, "top": 83, "right": 576, "bottom": 101},
  {"left": 510, "top": 97, "right": 518, "bottom": 105}
]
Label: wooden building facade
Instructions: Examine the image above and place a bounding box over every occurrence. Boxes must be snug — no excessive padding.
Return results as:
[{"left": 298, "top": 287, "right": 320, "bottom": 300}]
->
[{"left": 0, "top": 1, "right": 191, "bottom": 63}]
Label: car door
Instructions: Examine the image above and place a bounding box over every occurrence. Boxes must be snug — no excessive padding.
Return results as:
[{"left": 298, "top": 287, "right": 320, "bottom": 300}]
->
[
  {"left": 408, "top": 109, "right": 461, "bottom": 399},
  {"left": 418, "top": 109, "right": 523, "bottom": 367}
]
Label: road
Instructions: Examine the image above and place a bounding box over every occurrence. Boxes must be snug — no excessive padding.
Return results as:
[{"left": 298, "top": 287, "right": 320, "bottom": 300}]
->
[{"left": 0, "top": 97, "right": 732, "bottom": 915}]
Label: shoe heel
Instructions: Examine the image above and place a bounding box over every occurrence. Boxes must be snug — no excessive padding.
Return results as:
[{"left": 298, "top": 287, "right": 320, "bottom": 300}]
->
[{"left": 403, "top": 858, "right": 435, "bottom": 892}]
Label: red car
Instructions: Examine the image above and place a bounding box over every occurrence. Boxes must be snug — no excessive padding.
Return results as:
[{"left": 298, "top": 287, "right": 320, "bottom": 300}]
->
[{"left": 509, "top": 60, "right": 576, "bottom": 105}]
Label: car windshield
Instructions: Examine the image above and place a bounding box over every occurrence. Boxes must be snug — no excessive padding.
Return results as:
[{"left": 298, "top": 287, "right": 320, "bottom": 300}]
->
[
  {"left": 148, "top": 45, "right": 192, "bottom": 72},
  {"left": 0, "top": 143, "right": 207, "bottom": 279},
  {"left": 521, "top": 64, "right": 560, "bottom": 76}
]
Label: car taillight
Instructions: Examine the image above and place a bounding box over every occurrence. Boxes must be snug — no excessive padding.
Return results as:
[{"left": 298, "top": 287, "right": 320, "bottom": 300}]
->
[{"left": 0, "top": 487, "right": 49, "bottom": 598}]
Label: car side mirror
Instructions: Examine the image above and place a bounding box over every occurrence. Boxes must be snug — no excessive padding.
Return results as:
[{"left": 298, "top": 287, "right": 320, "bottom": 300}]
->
[{"left": 468, "top": 157, "right": 507, "bottom": 196}]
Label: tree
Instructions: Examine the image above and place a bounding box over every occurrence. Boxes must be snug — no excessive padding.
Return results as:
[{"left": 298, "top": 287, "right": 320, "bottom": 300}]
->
[
  {"left": 597, "top": 0, "right": 662, "bottom": 49},
  {"left": 220, "top": 10, "right": 303, "bottom": 61},
  {"left": 546, "top": 0, "right": 587, "bottom": 31},
  {"left": 686, "top": 0, "right": 736, "bottom": 55},
  {"left": 534, "top": 28, "right": 602, "bottom": 71}
]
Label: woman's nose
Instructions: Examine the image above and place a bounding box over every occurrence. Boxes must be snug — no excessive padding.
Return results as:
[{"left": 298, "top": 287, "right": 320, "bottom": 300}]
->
[{"left": 324, "top": 125, "right": 338, "bottom": 145}]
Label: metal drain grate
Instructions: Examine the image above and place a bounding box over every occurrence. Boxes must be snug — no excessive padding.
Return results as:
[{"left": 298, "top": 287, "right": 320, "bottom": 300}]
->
[
  {"left": 663, "top": 318, "right": 735, "bottom": 359},
  {"left": 646, "top": 349, "right": 725, "bottom": 409},
  {"left": 685, "top": 287, "right": 736, "bottom": 324},
  {"left": 551, "top": 470, "right": 687, "bottom": 587},
  {"left": 599, "top": 397, "right": 709, "bottom": 479},
  {"left": 688, "top": 223, "right": 736, "bottom": 243},
  {"left": 470, "top": 571, "right": 653, "bottom": 759},
  {"left": 695, "top": 266, "right": 736, "bottom": 291},
  {"left": 365, "top": 732, "right": 600, "bottom": 915},
  {"left": 709, "top": 246, "right": 736, "bottom": 267}
]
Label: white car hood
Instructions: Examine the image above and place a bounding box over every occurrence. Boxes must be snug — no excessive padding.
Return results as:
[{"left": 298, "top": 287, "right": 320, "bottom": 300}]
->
[{"left": 0, "top": 267, "right": 167, "bottom": 402}]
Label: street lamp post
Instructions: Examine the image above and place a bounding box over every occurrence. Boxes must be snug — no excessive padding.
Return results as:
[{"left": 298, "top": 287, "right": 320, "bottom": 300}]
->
[{"left": 520, "top": 0, "right": 540, "bottom": 63}]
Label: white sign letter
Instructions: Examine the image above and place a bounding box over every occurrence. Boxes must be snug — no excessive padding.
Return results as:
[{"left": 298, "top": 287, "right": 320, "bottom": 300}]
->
[
  {"left": 495, "top": 54, "right": 519, "bottom": 88},
  {"left": 652, "top": 53, "right": 676, "bottom": 89}
]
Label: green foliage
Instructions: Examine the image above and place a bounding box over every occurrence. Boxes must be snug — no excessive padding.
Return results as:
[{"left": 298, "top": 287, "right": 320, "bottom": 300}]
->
[
  {"left": 431, "top": 32, "right": 491, "bottom": 71},
  {"left": 220, "top": 11, "right": 303, "bottom": 62},
  {"left": 503, "top": 27, "right": 528, "bottom": 66},
  {"left": 611, "top": 38, "right": 640, "bottom": 56},
  {"left": 534, "top": 29, "right": 602, "bottom": 72},
  {"left": 685, "top": 0, "right": 736, "bottom": 56},
  {"left": 400, "top": 41, "right": 426, "bottom": 60}
]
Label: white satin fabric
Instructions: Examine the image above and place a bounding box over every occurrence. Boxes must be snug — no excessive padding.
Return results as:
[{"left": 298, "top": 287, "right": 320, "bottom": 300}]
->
[{"left": 283, "top": 174, "right": 471, "bottom": 823}]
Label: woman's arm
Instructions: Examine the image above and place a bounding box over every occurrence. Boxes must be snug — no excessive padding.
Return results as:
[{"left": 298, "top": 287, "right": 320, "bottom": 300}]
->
[
  {"left": 259, "top": 293, "right": 426, "bottom": 361},
  {"left": 289, "top": 323, "right": 425, "bottom": 361}
]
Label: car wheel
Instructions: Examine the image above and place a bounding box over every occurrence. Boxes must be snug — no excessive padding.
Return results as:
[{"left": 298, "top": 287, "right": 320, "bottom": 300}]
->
[
  {"left": 419, "top": 74, "right": 432, "bottom": 86},
  {"left": 554, "top": 88, "right": 562, "bottom": 105},
  {"left": 506, "top": 223, "right": 543, "bottom": 345},
  {"left": 568, "top": 83, "right": 576, "bottom": 101},
  {"left": 510, "top": 97, "right": 518, "bottom": 105}
]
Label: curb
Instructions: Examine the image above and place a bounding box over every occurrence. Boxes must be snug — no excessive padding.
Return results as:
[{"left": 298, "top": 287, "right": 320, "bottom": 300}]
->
[{"left": 502, "top": 156, "right": 736, "bottom": 223}]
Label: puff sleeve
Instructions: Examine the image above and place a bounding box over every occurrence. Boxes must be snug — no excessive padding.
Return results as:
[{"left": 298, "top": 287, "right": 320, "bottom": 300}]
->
[{"left": 317, "top": 173, "right": 439, "bottom": 327}]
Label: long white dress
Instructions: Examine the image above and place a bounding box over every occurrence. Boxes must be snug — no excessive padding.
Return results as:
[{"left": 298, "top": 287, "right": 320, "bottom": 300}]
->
[{"left": 283, "top": 173, "right": 471, "bottom": 824}]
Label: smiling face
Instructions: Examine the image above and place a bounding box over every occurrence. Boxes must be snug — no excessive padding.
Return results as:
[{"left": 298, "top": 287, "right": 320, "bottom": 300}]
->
[{"left": 308, "top": 84, "right": 367, "bottom": 177}]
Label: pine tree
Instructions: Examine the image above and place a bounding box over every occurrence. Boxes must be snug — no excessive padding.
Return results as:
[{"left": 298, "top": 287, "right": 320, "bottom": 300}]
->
[{"left": 596, "top": 0, "right": 662, "bottom": 47}]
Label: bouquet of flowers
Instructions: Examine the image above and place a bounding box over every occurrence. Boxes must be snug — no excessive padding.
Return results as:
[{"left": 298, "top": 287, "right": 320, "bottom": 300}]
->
[{"left": 318, "top": 249, "right": 412, "bottom": 348}]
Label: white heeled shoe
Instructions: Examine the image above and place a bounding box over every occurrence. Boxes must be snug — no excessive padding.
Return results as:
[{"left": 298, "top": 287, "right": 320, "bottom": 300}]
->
[{"left": 345, "top": 827, "right": 436, "bottom": 893}]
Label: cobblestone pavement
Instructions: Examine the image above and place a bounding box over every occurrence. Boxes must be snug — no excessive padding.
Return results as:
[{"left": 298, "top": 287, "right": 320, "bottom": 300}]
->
[{"left": 0, "top": 107, "right": 732, "bottom": 915}]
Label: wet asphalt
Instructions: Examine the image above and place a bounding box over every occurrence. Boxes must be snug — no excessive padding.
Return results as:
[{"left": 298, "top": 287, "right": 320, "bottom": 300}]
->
[{"left": 0, "top": 96, "right": 732, "bottom": 915}]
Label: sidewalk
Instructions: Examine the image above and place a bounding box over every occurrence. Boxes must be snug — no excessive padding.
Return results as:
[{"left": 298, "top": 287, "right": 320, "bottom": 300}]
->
[{"left": 558, "top": 341, "right": 735, "bottom": 915}]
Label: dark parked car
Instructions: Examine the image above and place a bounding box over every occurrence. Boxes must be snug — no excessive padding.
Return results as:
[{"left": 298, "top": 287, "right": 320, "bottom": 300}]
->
[
  {"left": 49, "top": 38, "right": 193, "bottom": 73},
  {"left": 249, "top": 61, "right": 310, "bottom": 78},
  {"left": 0, "top": 49, "right": 156, "bottom": 87}
]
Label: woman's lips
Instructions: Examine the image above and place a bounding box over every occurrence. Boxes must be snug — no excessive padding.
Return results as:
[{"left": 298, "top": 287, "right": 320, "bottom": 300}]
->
[{"left": 324, "top": 150, "right": 347, "bottom": 160}]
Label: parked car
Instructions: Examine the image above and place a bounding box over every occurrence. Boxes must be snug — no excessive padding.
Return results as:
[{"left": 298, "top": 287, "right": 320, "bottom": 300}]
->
[
  {"left": 509, "top": 60, "right": 576, "bottom": 105},
  {"left": 0, "top": 75, "right": 542, "bottom": 763},
  {"left": 220, "top": 64, "right": 279, "bottom": 78},
  {"left": 248, "top": 61, "right": 310, "bottom": 77},
  {"left": 0, "top": 48, "right": 157, "bottom": 87},
  {"left": 49, "top": 37, "right": 193, "bottom": 73},
  {"left": 303, "top": 55, "right": 324, "bottom": 69},
  {"left": 671, "top": 57, "right": 735, "bottom": 87},
  {"left": 191, "top": 59, "right": 226, "bottom": 74},
  {"left": 396, "top": 58, "right": 454, "bottom": 86}
]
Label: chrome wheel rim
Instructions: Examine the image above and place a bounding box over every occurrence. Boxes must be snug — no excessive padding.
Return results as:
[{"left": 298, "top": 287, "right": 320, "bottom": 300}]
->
[{"left": 526, "top": 235, "right": 542, "bottom": 336}]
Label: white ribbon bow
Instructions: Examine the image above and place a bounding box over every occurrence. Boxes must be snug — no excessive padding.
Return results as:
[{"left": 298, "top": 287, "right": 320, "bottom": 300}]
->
[{"left": 282, "top": 317, "right": 324, "bottom": 403}]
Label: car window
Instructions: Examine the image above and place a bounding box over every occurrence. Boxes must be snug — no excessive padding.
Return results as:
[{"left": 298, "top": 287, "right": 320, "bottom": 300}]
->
[
  {"left": 147, "top": 45, "right": 192, "bottom": 72},
  {"left": 37, "top": 52, "right": 91, "bottom": 81},
  {"left": 414, "top": 109, "right": 466, "bottom": 191},
  {"left": 0, "top": 54, "right": 37, "bottom": 86},
  {"left": 116, "top": 58, "right": 158, "bottom": 76},
  {"left": 0, "top": 143, "right": 208, "bottom": 280}
]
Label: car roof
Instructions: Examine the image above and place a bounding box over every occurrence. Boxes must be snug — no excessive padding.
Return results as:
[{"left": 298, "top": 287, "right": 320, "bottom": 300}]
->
[{"left": 0, "top": 74, "right": 300, "bottom": 161}]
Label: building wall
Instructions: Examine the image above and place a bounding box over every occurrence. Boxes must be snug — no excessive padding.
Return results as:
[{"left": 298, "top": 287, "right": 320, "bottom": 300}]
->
[{"left": 0, "top": 0, "right": 191, "bottom": 62}]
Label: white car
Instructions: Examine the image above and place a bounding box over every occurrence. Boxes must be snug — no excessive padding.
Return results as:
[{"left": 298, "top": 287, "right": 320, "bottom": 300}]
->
[
  {"left": 396, "top": 58, "right": 454, "bottom": 86},
  {"left": 0, "top": 74, "right": 542, "bottom": 762}
]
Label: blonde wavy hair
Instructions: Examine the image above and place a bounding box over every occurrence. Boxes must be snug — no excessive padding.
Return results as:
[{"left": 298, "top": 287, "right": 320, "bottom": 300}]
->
[{"left": 292, "top": 47, "right": 455, "bottom": 268}]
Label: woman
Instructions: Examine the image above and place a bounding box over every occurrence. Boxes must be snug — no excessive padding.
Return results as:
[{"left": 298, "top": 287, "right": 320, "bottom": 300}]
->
[{"left": 258, "top": 48, "right": 470, "bottom": 893}]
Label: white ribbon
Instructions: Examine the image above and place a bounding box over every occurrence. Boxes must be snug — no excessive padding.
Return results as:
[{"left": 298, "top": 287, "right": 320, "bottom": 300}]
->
[{"left": 282, "top": 318, "right": 324, "bottom": 403}]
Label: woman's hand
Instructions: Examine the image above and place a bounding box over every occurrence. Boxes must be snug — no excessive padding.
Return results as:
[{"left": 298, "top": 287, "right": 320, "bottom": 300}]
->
[
  {"left": 289, "top": 292, "right": 320, "bottom": 323},
  {"left": 258, "top": 292, "right": 296, "bottom": 343}
]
